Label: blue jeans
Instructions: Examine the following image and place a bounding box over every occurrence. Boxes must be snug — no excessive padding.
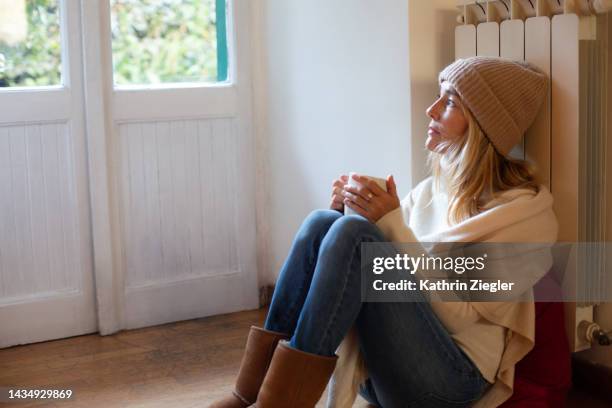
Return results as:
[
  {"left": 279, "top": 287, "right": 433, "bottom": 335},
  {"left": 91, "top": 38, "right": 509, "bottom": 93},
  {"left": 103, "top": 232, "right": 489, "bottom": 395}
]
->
[{"left": 264, "top": 209, "right": 491, "bottom": 408}]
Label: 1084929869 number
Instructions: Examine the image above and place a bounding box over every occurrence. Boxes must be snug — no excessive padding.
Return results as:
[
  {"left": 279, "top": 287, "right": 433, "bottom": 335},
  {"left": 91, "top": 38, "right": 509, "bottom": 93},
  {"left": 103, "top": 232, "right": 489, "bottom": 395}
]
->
[{"left": 7, "top": 389, "right": 73, "bottom": 399}]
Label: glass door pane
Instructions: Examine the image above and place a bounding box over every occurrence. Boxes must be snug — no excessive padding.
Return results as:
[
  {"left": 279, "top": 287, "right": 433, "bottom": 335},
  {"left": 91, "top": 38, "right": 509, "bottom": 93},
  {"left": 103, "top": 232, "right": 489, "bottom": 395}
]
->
[
  {"left": 0, "top": 0, "right": 62, "bottom": 88},
  {"left": 109, "top": 0, "right": 228, "bottom": 87}
]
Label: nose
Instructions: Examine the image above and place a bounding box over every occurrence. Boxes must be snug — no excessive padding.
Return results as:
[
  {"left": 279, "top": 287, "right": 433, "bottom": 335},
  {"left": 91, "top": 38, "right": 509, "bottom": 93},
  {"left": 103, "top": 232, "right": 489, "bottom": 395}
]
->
[{"left": 426, "top": 99, "right": 440, "bottom": 120}]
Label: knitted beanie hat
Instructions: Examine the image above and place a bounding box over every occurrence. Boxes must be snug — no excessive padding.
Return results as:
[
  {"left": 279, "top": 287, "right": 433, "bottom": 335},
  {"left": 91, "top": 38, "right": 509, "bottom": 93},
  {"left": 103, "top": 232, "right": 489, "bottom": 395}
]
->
[{"left": 438, "top": 56, "right": 548, "bottom": 156}]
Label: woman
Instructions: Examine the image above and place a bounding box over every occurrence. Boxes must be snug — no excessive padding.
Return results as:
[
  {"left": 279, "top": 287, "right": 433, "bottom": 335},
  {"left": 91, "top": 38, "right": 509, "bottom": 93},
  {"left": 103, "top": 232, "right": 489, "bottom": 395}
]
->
[{"left": 209, "top": 56, "right": 556, "bottom": 408}]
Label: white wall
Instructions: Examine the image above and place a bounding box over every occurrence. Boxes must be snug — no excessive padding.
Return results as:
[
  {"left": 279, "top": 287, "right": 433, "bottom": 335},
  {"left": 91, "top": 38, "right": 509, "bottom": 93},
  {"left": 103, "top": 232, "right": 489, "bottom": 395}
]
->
[
  {"left": 253, "top": 0, "right": 410, "bottom": 286},
  {"left": 253, "top": 0, "right": 458, "bottom": 286},
  {"left": 408, "top": 0, "right": 459, "bottom": 184}
]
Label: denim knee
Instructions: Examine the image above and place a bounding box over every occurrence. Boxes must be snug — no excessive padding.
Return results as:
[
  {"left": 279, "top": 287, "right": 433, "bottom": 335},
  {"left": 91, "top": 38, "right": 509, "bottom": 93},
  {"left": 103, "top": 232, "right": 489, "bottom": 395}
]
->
[
  {"left": 328, "top": 214, "right": 385, "bottom": 241},
  {"left": 296, "top": 209, "right": 343, "bottom": 241}
]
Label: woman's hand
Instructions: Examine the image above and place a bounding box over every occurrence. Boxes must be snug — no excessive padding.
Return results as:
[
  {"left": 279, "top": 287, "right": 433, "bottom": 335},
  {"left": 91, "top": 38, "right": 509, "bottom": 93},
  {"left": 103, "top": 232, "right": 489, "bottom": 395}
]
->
[
  {"left": 342, "top": 174, "right": 400, "bottom": 223},
  {"left": 329, "top": 174, "right": 349, "bottom": 213}
]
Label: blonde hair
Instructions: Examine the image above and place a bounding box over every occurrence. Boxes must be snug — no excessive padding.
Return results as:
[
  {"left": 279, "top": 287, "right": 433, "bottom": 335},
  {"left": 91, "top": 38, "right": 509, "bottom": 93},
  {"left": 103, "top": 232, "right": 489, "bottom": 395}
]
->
[{"left": 427, "top": 98, "right": 539, "bottom": 225}]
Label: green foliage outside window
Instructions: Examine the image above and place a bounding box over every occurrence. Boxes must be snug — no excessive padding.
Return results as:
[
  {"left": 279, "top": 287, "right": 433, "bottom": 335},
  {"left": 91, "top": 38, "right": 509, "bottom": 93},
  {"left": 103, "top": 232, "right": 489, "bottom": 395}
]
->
[
  {"left": 0, "top": 0, "right": 61, "bottom": 87},
  {"left": 111, "top": 0, "right": 225, "bottom": 85},
  {"left": 0, "top": 0, "right": 227, "bottom": 88}
]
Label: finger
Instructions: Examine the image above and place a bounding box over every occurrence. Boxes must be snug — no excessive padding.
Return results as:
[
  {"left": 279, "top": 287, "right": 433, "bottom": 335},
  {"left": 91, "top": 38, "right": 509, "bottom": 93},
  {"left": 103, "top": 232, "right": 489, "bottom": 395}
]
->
[
  {"left": 333, "top": 174, "right": 350, "bottom": 186},
  {"left": 332, "top": 186, "right": 344, "bottom": 196},
  {"left": 331, "top": 194, "right": 344, "bottom": 206},
  {"left": 330, "top": 195, "right": 344, "bottom": 209},
  {"left": 344, "top": 184, "right": 375, "bottom": 201},
  {"left": 387, "top": 175, "right": 398, "bottom": 197},
  {"left": 351, "top": 175, "right": 385, "bottom": 197},
  {"left": 330, "top": 201, "right": 343, "bottom": 211},
  {"left": 343, "top": 189, "right": 371, "bottom": 209},
  {"left": 332, "top": 179, "right": 344, "bottom": 189},
  {"left": 362, "top": 178, "right": 387, "bottom": 196},
  {"left": 344, "top": 198, "right": 369, "bottom": 219}
]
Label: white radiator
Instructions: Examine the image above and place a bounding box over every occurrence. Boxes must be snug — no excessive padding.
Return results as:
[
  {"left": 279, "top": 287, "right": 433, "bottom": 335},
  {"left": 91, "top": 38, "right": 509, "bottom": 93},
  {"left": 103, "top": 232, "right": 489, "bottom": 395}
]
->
[{"left": 453, "top": 0, "right": 611, "bottom": 351}]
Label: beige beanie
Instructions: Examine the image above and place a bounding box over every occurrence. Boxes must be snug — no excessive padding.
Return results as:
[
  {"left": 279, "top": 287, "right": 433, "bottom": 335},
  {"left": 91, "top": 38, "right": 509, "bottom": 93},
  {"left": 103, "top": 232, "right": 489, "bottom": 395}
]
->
[{"left": 438, "top": 56, "right": 548, "bottom": 156}]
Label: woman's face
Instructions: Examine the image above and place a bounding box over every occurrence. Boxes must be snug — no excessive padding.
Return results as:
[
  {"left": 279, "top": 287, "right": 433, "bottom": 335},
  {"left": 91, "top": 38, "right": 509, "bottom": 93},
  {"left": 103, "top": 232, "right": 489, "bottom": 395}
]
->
[{"left": 425, "top": 81, "right": 468, "bottom": 153}]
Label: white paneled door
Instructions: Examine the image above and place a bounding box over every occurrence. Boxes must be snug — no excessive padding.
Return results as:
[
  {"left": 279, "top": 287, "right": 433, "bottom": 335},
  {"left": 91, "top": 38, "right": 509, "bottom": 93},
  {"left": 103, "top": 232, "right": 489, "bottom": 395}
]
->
[
  {"left": 0, "top": 0, "right": 259, "bottom": 346},
  {"left": 101, "top": 0, "right": 260, "bottom": 331},
  {"left": 0, "top": 0, "right": 97, "bottom": 347}
]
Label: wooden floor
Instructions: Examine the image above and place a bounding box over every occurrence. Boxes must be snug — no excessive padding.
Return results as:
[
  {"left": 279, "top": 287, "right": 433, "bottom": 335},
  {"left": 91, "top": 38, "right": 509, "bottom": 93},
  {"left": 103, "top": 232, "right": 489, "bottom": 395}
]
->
[{"left": 0, "top": 307, "right": 608, "bottom": 407}]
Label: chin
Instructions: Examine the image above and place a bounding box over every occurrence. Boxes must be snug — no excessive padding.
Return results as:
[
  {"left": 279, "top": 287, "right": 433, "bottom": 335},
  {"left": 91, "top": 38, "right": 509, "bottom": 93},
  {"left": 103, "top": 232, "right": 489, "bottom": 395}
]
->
[
  {"left": 425, "top": 141, "right": 443, "bottom": 153},
  {"left": 429, "top": 145, "right": 450, "bottom": 155},
  {"left": 425, "top": 137, "right": 438, "bottom": 152}
]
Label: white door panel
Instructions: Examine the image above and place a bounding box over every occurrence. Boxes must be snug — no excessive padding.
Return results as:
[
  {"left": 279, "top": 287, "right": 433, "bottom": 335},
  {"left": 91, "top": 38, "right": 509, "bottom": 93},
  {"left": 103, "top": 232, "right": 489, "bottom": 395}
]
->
[
  {"left": 0, "top": 0, "right": 97, "bottom": 348},
  {"left": 100, "top": 0, "right": 259, "bottom": 330}
]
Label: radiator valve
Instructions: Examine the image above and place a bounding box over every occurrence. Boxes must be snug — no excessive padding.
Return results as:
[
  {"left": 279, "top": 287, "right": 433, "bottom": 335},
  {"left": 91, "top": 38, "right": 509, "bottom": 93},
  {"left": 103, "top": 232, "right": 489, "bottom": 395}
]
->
[{"left": 578, "top": 320, "right": 611, "bottom": 346}]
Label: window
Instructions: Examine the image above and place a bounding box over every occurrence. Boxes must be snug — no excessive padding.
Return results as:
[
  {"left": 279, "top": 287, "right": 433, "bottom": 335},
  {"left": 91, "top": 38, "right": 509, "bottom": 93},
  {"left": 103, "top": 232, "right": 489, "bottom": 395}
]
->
[
  {"left": 110, "top": 0, "right": 229, "bottom": 87},
  {"left": 0, "top": 0, "right": 62, "bottom": 88}
]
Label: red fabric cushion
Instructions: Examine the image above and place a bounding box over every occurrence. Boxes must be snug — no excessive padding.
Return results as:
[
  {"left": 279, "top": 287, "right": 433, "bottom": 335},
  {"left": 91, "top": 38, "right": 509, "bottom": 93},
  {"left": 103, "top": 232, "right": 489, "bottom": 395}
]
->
[{"left": 499, "top": 270, "right": 572, "bottom": 407}]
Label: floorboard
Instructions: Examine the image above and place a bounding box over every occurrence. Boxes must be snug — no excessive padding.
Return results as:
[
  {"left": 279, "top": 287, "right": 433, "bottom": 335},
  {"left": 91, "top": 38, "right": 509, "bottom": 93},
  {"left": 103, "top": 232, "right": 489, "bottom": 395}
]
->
[{"left": 0, "top": 308, "right": 607, "bottom": 407}]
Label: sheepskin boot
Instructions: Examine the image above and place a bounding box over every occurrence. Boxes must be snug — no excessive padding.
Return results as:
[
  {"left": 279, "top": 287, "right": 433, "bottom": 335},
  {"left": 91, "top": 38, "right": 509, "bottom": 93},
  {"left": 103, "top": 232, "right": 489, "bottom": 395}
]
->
[
  {"left": 254, "top": 340, "right": 338, "bottom": 408},
  {"left": 208, "top": 326, "right": 289, "bottom": 408}
]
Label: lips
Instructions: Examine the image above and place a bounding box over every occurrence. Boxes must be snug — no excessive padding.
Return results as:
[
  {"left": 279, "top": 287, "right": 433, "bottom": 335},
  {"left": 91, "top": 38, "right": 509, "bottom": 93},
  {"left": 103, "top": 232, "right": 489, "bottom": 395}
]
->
[{"left": 428, "top": 126, "right": 441, "bottom": 135}]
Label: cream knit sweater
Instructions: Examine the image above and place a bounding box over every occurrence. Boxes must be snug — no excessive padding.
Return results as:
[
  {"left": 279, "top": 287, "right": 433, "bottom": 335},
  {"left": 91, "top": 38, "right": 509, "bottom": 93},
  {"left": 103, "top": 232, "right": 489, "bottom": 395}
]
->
[{"left": 325, "top": 176, "right": 559, "bottom": 408}]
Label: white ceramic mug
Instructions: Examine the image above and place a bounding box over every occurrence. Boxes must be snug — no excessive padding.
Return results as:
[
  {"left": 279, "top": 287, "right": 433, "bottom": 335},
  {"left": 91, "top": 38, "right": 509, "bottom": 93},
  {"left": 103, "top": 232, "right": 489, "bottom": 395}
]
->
[{"left": 344, "top": 172, "right": 388, "bottom": 216}]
